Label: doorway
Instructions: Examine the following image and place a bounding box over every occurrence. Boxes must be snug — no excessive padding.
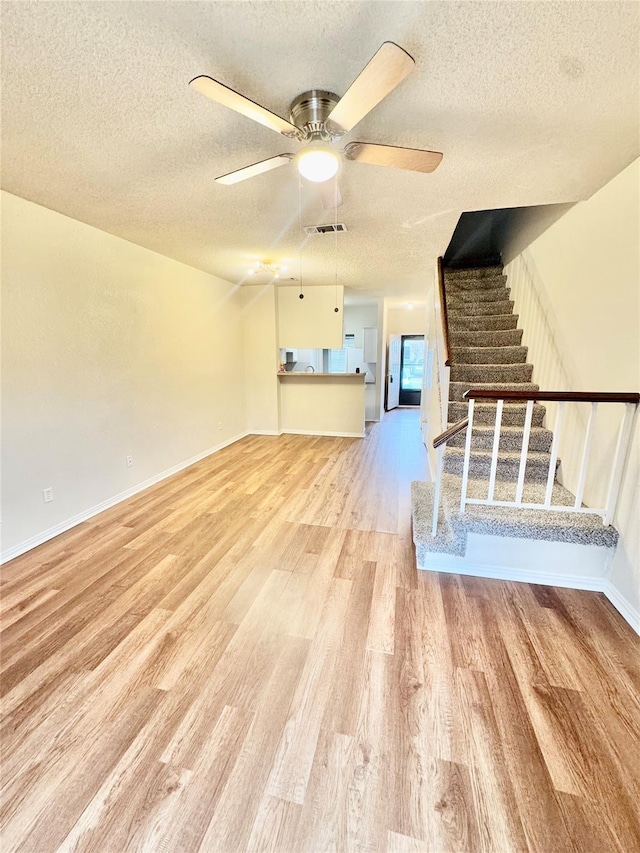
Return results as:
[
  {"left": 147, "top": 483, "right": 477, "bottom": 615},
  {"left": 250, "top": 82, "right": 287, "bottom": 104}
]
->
[
  {"left": 399, "top": 335, "right": 425, "bottom": 406},
  {"left": 386, "top": 334, "right": 401, "bottom": 410}
]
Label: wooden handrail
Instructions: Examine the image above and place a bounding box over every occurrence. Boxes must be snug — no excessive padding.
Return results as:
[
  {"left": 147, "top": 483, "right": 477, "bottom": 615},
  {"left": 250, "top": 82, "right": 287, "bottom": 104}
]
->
[
  {"left": 433, "top": 417, "right": 469, "bottom": 449},
  {"left": 463, "top": 390, "right": 640, "bottom": 404},
  {"left": 437, "top": 257, "right": 451, "bottom": 367}
]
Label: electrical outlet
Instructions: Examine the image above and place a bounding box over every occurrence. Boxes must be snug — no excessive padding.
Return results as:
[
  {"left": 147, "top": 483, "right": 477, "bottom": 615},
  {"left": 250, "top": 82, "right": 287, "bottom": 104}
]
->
[
  {"left": 218, "top": 422, "right": 223, "bottom": 431},
  {"left": 126, "top": 455, "right": 133, "bottom": 467},
  {"left": 43, "top": 487, "right": 53, "bottom": 503}
]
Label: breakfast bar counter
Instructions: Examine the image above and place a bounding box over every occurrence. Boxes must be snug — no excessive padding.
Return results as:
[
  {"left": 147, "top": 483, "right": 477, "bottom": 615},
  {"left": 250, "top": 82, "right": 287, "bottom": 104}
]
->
[{"left": 277, "top": 372, "right": 366, "bottom": 437}]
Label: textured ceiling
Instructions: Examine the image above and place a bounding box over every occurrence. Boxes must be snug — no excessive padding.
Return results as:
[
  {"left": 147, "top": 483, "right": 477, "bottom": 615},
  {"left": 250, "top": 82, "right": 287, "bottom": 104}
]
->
[{"left": 1, "top": 1, "right": 638, "bottom": 300}]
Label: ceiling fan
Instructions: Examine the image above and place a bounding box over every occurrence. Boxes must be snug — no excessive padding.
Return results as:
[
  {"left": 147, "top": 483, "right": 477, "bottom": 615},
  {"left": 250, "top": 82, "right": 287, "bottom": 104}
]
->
[{"left": 189, "top": 42, "right": 443, "bottom": 208}]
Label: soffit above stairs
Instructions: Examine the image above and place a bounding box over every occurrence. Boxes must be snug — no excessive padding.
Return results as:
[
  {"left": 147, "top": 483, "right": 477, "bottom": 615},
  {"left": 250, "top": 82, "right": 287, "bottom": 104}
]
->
[{"left": 1, "top": 2, "right": 638, "bottom": 300}]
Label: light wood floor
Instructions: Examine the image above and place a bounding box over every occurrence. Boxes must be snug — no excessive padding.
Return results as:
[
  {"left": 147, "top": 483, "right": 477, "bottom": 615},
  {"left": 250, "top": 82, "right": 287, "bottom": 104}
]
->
[{"left": 1, "top": 409, "right": 639, "bottom": 852}]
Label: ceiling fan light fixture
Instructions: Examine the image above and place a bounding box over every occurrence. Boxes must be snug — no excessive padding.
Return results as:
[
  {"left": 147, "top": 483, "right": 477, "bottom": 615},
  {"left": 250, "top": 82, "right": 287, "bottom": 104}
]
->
[{"left": 295, "top": 144, "right": 340, "bottom": 183}]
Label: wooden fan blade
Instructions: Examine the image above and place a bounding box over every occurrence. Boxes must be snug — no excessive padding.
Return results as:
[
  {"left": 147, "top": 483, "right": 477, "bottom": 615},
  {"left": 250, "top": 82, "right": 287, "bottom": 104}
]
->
[
  {"left": 190, "top": 75, "right": 299, "bottom": 137},
  {"left": 344, "top": 142, "right": 443, "bottom": 173},
  {"left": 326, "top": 42, "right": 414, "bottom": 134},
  {"left": 216, "top": 155, "right": 293, "bottom": 185},
  {"left": 320, "top": 179, "right": 343, "bottom": 210}
]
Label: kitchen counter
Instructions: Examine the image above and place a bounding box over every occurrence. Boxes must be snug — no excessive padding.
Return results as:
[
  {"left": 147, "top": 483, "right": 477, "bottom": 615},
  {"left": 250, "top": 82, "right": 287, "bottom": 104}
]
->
[
  {"left": 277, "top": 372, "right": 366, "bottom": 437},
  {"left": 278, "top": 372, "right": 366, "bottom": 378}
]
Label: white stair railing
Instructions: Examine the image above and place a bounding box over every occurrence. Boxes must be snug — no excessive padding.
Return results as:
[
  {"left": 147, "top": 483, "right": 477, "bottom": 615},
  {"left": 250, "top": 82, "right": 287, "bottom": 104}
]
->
[{"left": 453, "top": 390, "right": 639, "bottom": 525}]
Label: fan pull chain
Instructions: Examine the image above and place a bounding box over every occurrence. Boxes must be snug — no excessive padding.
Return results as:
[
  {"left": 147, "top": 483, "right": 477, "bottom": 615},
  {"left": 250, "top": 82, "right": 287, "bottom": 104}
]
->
[
  {"left": 334, "top": 173, "right": 339, "bottom": 312},
  {"left": 298, "top": 175, "right": 304, "bottom": 299}
]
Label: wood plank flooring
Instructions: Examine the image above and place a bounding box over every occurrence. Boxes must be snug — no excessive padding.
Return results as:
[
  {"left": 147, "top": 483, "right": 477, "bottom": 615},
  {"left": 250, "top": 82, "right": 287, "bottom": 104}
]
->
[{"left": 1, "top": 409, "right": 639, "bottom": 852}]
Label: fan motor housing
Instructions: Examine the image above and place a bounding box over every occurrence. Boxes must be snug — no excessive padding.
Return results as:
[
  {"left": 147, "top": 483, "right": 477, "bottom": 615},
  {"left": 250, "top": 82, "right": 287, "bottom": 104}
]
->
[{"left": 289, "top": 90, "right": 342, "bottom": 141}]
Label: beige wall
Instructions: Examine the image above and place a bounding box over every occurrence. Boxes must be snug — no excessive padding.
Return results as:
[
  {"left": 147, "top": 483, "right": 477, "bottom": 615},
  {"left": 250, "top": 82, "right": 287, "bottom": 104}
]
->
[
  {"left": 278, "top": 284, "right": 344, "bottom": 348},
  {"left": 1, "top": 191, "right": 247, "bottom": 557},
  {"left": 241, "top": 284, "right": 279, "bottom": 433},
  {"left": 386, "top": 306, "right": 427, "bottom": 337},
  {"left": 504, "top": 158, "right": 640, "bottom": 620}
]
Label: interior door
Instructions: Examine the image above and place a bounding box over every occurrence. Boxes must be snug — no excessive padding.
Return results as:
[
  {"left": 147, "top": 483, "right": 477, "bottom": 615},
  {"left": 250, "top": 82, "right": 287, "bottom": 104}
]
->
[{"left": 386, "top": 334, "right": 401, "bottom": 410}]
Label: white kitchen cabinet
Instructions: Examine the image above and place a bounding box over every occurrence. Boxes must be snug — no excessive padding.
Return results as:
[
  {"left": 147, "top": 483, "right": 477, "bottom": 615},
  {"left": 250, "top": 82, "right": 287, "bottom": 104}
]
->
[{"left": 363, "top": 327, "right": 378, "bottom": 363}]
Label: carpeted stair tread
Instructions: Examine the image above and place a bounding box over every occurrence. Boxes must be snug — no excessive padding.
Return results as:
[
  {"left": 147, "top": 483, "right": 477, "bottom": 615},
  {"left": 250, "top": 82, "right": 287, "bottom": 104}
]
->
[
  {"left": 453, "top": 476, "right": 618, "bottom": 546},
  {"left": 448, "top": 300, "right": 515, "bottom": 317},
  {"left": 445, "top": 276, "right": 507, "bottom": 292},
  {"left": 443, "top": 446, "right": 552, "bottom": 481},
  {"left": 450, "top": 345, "right": 528, "bottom": 364},
  {"left": 450, "top": 329, "right": 523, "bottom": 347},
  {"left": 446, "top": 287, "right": 510, "bottom": 304},
  {"left": 448, "top": 400, "right": 547, "bottom": 426},
  {"left": 445, "top": 266, "right": 504, "bottom": 280},
  {"left": 462, "top": 505, "right": 618, "bottom": 547},
  {"left": 411, "top": 481, "right": 466, "bottom": 555},
  {"left": 449, "top": 314, "right": 519, "bottom": 332},
  {"left": 412, "top": 475, "right": 618, "bottom": 552},
  {"left": 449, "top": 381, "right": 539, "bottom": 402},
  {"left": 450, "top": 363, "right": 534, "bottom": 384},
  {"left": 446, "top": 423, "right": 554, "bottom": 452}
]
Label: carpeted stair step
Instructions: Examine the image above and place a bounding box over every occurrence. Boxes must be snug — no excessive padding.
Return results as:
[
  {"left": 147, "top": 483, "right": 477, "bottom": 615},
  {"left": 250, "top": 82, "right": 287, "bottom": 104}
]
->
[
  {"left": 449, "top": 314, "right": 519, "bottom": 332},
  {"left": 446, "top": 423, "right": 554, "bottom": 452},
  {"left": 445, "top": 266, "right": 504, "bottom": 280},
  {"left": 446, "top": 287, "right": 510, "bottom": 304},
  {"left": 450, "top": 345, "right": 528, "bottom": 364},
  {"left": 444, "top": 447, "right": 552, "bottom": 481},
  {"left": 445, "top": 276, "right": 508, "bottom": 292},
  {"left": 448, "top": 300, "right": 514, "bottom": 317},
  {"left": 450, "top": 363, "right": 534, "bottom": 384},
  {"left": 459, "top": 479, "right": 618, "bottom": 547},
  {"left": 449, "top": 381, "right": 539, "bottom": 402},
  {"left": 411, "top": 481, "right": 466, "bottom": 556},
  {"left": 448, "top": 400, "right": 547, "bottom": 426},
  {"left": 450, "top": 329, "right": 523, "bottom": 347},
  {"left": 412, "top": 476, "right": 618, "bottom": 552}
]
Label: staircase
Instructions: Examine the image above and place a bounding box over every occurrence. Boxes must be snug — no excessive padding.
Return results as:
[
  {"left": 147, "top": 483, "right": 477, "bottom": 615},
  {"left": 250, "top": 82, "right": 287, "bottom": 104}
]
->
[
  {"left": 412, "top": 264, "right": 619, "bottom": 575},
  {"left": 445, "top": 265, "right": 554, "bottom": 483}
]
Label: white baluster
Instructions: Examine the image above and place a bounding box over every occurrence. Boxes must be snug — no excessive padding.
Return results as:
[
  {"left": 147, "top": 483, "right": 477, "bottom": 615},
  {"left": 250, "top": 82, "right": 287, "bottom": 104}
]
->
[
  {"left": 515, "top": 399, "right": 534, "bottom": 505},
  {"left": 459, "top": 399, "right": 475, "bottom": 513},
  {"left": 487, "top": 399, "right": 504, "bottom": 503},
  {"left": 544, "top": 401, "right": 565, "bottom": 508},
  {"left": 574, "top": 402, "right": 598, "bottom": 509},
  {"left": 432, "top": 444, "right": 444, "bottom": 537},
  {"left": 604, "top": 403, "right": 637, "bottom": 526}
]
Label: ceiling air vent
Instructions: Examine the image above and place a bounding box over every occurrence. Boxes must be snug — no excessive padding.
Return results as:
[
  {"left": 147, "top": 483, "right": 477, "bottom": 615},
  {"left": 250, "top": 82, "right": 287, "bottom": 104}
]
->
[{"left": 303, "top": 223, "right": 348, "bottom": 235}]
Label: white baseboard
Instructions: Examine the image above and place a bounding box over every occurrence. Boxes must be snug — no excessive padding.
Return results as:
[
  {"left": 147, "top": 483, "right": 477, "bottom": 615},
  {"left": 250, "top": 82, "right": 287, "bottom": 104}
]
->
[
  {"left": 249, "top": 430, "right": 364, "bottom": 437},
  {"left": 602, "top": 580, "right": 640, "bottom": 634},
  {"left": 280, "top": 429, "right": 364, "bottom": 438},
  {"left": 1, "top": 431, "right": 250, "bottom": 565}
]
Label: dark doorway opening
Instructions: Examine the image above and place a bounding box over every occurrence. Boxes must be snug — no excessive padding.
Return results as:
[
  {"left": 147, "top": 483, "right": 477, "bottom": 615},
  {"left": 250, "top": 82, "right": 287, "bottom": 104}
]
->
[{"left": 399, "top": 335, "right": 424, "bottom": 406}]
